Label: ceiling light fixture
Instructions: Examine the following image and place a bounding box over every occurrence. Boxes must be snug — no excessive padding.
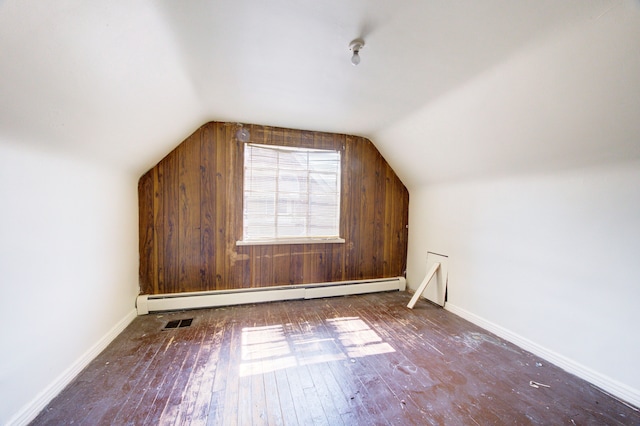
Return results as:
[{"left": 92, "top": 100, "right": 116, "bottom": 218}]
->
[{"left": 349, "top": 38, "right": 365, "bottom": 66}]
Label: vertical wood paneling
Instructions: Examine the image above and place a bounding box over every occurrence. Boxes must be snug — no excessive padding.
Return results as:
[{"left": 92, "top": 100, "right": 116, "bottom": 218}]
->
[
  {"left": 154, "top": 163, "right": 165, "bottom": 293},
  {"left": 332, "top": 133, "right": 347, "bottom": 283},
  {"left": 373, "top": 148, "right": 385, "bottom": 278},
  {"left": 138, "top": 172, "right": 154, "bottom": 294},
  {"left": 342, "top": 135, "right": 361, "bottom": 280},
  {"left": 200, "top": 124, "right": 215, "bottom": 290},
  {"left": 163, "top": 151, "right": 179, "bottom": 293},
  {"left": 383, "top": 167, "right": 395, "bottom": 278},
  {"left": 272, "top": 246, "right": 292, "bottom": 285},
  {"left": 359, "top": 140, "right": 377, "bottom": 279},
  {"left": 233, "top": 130, "right": 249, "bottom": 289},
  {"left": 302, "top": 245, "right": 321, "bottom": 284},
  {"left": 178, "top": 136, "right": 201, "bottom": 292},
  {"left": 289, "top": 245, "right": 304, "bottom": 285},
  {"left": 251, "top": 126, "right": 273, "bottom": 288},
  {"left": 398, "top": 177, "right": 409, "bottom": 270},
  {"left": 138, "top": 121, "right": 409, "bottom": 295},
  {"left": 214, "top": 124, "right": 227, "bottom": 289}
]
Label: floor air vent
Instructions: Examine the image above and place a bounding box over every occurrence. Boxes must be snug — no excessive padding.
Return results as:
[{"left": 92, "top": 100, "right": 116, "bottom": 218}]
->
[{"left": 163, "top": 318, "right": 193, "bottom": 330}]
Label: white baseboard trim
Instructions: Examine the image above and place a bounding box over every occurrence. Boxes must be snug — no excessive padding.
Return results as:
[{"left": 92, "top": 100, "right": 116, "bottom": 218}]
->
[
  {"left": 7, "top": 309, "right": 137, "bottom": 426},
  {"left": 444, "top": 303, "right": 640, "bottom": 410}
]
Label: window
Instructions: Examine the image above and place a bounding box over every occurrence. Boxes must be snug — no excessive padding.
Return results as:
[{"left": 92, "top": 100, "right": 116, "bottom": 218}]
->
[{"left": 238, "top": 143, "right": 343, "bottom": 245}]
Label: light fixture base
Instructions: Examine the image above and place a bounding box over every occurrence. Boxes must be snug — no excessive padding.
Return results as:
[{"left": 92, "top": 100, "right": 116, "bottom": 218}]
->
[{"left": 349, "top": 38, "right": 365, "bottom": 53}]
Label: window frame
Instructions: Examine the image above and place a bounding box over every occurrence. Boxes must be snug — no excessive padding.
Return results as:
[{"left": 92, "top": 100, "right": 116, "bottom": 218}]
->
[{"left": 237, "top": 142, "right": 345, "bottom": 246}]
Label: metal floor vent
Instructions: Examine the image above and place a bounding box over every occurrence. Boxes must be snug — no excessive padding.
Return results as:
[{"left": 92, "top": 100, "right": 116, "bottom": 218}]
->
[{"left": 164, "top": 318, "right": 193, "bottom": 330}]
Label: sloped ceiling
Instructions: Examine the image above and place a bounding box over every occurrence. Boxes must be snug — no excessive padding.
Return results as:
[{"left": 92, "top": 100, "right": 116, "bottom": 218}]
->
[{"left": 1, "top": 0, "right": 639, "bottom": 187}]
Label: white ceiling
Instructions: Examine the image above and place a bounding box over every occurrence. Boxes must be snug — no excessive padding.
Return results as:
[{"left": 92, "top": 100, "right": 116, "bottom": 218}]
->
[{"left": 1, "top": 0, "right": 639, "bottom": 187}]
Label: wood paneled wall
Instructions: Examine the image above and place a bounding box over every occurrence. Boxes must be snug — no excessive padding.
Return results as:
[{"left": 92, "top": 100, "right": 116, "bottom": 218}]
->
[{"left": 138, "top": 122, "right": 409, "bottom": 295}]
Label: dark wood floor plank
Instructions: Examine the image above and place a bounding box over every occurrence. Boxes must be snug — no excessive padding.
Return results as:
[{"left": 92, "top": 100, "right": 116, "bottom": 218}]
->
[
  {"left": 283, "top": 365, "right": 316, "bottom": 426},
  {"left": 220, "top": 307, "right": 243, "bottom": 426},
  {"left": 273, "top": 368, "right": 298, "bottom": 426},
  {"left": 322, "top": 300, "right": 432, "bottom": 425},
  {"left": 282, "top": 301, "right": 332, "bottom": 425},
  {"left": 143, "top": 315, "right": 202, "bottom": 425},
  {"left": 294, "top": 304, "right": 351, "bottom": 423},
  {"left": 173, "top": 309, "right": 226, "bottom": 424},
  {"left": 257, "top": 301, "right": 299, "bottom": 426},
  {"left": 249, "top": 361, "right": 268, "bottom": 425},
  {"left": 261, "top": 370, "right": 283, "bottom": 426},
  {"left": 313, "top": 298, "right": 406, "bottom": 425},
  {"left": 206, "top": 308, "right": 235, "bottom": 425},
  {"left": 363, "top": 294, "right": 535, "bottom": 424},
  {"left": 241, "top": 304, "right": 271, "bottom": 426},
  {"left": 256, "top": 305, "right": 287, "bottom": 426},
  {"left": 31, "top": 292, "right": 640, "bottom": 426},
  {"left": 158, "top": 319, "right": 210, "bottom": 423},
  {"left": 302, "top": 301, "right": 385, "bottom": 425},
  {"left": 189, "top": 312, "right": 228, "bottom": 424},
  {"left": 264, "top": 301, "right": 314, "bottom": 426},
  {"left": 350, "top": 297, "right": 469, "bottom": 425},
  {"left": 305, "top": 354, "right": 345, "bottom": 425},
  {"left": 42, "top": 320, "right": 165, "bottom": 425},
  {"left": 109, "top": 313, "right": 185, "bottom": 424}
]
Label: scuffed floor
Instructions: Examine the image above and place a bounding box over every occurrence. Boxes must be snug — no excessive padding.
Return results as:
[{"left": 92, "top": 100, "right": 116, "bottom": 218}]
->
[{"left": 32, "top": 291, "right": 639, "bottom": 425}]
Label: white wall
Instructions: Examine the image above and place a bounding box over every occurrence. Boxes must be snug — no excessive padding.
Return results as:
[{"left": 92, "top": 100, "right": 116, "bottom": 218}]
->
[
  {"left": 0, "top": 141, "right": 139, "bottom": 425},
  {"left": 375, "top": 1, "right": 640, "bottom": 187},
  {"left": 407, "top": 160, "right": 640, "bottom": 406}
]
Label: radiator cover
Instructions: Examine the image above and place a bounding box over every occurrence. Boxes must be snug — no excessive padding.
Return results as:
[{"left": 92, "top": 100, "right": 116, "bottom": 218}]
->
[{"left": 136, "top": 277, "right": 406, "bottom": 315}]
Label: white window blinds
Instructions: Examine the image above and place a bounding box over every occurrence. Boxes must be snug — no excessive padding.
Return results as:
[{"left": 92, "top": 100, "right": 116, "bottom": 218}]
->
[{"left": 242, "top": 143, "right": 341, "bottom": 243}]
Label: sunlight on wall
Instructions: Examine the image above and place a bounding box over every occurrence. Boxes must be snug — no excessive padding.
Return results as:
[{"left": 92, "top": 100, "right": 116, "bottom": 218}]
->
[{"left": 239, "top": 317, "right": 395, "bottom": 377}]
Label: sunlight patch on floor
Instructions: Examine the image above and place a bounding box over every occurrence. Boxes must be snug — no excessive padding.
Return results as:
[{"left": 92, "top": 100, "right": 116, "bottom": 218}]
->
[{"left": 239, "top": 317, "right": 395, "bottom": 377}]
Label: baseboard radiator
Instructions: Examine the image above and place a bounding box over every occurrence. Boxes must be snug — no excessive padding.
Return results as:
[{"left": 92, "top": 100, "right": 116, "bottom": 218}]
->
[{"left": 136, "top": 276, "right": 406, "bottom": 315}]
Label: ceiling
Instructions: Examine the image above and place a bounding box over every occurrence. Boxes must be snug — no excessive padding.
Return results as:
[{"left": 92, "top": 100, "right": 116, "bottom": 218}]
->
[{"left": 1, "top": 0, "right": 639, "bottom": 187}]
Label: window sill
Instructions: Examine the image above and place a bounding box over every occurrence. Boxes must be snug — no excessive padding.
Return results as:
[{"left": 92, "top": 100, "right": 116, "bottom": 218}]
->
[{"left": 236, "top": 237, "right": 345, "bottom": 247}]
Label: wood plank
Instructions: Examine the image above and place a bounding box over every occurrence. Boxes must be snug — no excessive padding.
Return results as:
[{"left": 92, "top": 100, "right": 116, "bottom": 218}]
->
[
  {"left": 200, "top": 123, "right": 216, "bottom": 291},
  {"left": 154, "top": 162, "right": 166, "bottom": 293},
  {"left": 141, "top": 316, "right": 201, "bottom": 424},
  {"left": 71, "top": 323, "right": 168, "bottom": 424},
  {"left": 302, "top": 244, "right": 327, "bottom": 284},
  {"left": 289, "top": 245, "right": 304, "bottom": 285},
  {"left": 173, "top": 309, "right": 226, "bottom": 424},
  {"left": 272, "top": 245, "right": 292, "bottom": 286},
  {"left": 232, "top": 128, "right": 250, "bottom": 289},
  {"left": 178, "top": 134, "right": 202, "bottom": 292},
  {"left": 373, "top": 146, "right": 385, "bottom": 278},
  {"left": 155, "top": 317, "right": 207, "bottom": 424},
  {"left": 359, "top": 139, "right": 377, "bottom": 279},
  {"left": 138, "top": 171, "right": 154, "bottom": 294},
  {"left": 342, "top": 135, "right": 358, "bottom": 280},
  {"left": 263, "top": 303, "right": 298, "bottom": 425},
  {"left": 294, "top": 306, "right": 344, "bottom": 425},
  {"left": 347, "top": 296, "right": 457, "bottom": 424},
  {"left": 220, "top": 306, "right": 242, "bottom": 425},
  {"left": 213, "top": 123, "right": 227, "bottom": 290},
  {"left": 301, "top": 305, "right": 382, "bottom": 425},
  {"left": 206, "top": 308, "right": 235, "bottom": 425},
  {"left": 162, "top": 151, "right": 179, "bottom": 293},
  {"left": 383, "top": 166, "right": 395, "bottom": 278},
  {"left": 254, "top": 245, "right": 273, "bottom": 288}
]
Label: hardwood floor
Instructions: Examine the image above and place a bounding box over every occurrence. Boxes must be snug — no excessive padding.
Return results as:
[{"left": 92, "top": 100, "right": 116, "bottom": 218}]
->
[{"left": 32, "top": 292, "right": 639, "bottom": 425}]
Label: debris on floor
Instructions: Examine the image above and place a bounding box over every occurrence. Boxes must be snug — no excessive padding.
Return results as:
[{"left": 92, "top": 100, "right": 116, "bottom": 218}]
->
[{"left": 529, "top": 380, "right": 551, "bottom": 389}]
